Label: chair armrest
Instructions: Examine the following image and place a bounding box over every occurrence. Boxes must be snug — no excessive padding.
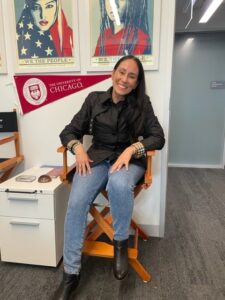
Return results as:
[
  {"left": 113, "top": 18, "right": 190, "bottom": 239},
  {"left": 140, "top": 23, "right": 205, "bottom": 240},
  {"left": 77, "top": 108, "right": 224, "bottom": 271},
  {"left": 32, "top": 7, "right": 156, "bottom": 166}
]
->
[
  {"left": 57, "top": 145, "right": 66, "bottom": 153},
  {"left": 57, "top": 145, "right": 76, "bottom": 183},
  {"left": 57, "top": 146, "right": 156, "bottom": 186},
  {"left": 144, "top": 150, "right": 155, "bottom": 185}
]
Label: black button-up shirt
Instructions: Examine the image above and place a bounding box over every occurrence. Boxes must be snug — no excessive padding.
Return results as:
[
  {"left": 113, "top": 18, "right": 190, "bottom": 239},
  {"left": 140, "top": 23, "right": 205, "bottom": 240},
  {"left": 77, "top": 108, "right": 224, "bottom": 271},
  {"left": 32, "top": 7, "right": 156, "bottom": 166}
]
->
[{"left": 60, "top": 88, "right": 165, "bottom": 168}]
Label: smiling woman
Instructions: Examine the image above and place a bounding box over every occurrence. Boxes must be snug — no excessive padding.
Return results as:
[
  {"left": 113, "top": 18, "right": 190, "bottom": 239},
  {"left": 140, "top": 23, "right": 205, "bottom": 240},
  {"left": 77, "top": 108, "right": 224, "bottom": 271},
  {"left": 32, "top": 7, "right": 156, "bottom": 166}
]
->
[
  {"left": 111, "top": 58, "right": 138, "bottom": 102},
  {"left": 55, "top": 55, "right": 165, "bottom": 298},
  {"left": 16, "top": 0, "right": 73, "bottom": 59}
]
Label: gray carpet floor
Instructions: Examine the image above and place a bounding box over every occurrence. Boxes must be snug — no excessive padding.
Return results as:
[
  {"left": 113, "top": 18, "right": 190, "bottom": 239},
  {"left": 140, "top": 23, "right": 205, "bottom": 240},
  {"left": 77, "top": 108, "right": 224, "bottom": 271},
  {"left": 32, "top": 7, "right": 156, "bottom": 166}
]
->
[{"left": 0, "top": 167, "right": 225, "bottom": 300}]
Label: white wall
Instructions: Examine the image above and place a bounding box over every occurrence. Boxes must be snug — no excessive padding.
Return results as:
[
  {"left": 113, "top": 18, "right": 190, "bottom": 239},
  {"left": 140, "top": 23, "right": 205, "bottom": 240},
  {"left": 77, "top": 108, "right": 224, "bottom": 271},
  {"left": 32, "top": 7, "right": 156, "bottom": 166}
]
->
[{"left": 0, "top": 0, "right": 175, "bottom": 237}]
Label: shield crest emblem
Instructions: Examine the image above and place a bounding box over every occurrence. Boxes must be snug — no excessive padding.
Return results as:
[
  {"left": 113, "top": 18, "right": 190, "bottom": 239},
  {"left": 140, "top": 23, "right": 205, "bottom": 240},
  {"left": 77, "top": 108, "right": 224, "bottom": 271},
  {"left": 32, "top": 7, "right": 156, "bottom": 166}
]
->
[{"left": 28, "top": 84, "right": 41, "bottom": 101}]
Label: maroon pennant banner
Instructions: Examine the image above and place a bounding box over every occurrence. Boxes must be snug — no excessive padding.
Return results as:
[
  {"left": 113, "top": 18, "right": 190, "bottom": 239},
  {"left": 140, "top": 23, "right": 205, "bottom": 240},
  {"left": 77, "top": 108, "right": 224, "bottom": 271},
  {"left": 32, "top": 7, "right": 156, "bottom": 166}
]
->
[{"left": 14, "top": 74, "right": 111, "bottom": 114}]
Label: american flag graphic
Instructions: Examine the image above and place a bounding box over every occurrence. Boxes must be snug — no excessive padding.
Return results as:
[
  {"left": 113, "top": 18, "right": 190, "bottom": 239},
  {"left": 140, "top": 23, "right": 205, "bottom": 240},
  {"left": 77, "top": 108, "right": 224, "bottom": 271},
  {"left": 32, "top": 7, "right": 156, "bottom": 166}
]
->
[
  {"left": 16, "top": 4, "right": 73, "bottom": 59},
  {"left": 16, "top": 6, "right": 58, "bottom": 59}
]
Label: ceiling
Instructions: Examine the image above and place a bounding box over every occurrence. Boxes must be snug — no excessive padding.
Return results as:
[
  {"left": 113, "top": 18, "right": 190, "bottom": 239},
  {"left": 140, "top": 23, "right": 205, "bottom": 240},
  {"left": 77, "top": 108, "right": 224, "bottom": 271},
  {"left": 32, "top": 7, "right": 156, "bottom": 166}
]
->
[{"left": 175, "top": 0, "right": 225, "bottom": 32}]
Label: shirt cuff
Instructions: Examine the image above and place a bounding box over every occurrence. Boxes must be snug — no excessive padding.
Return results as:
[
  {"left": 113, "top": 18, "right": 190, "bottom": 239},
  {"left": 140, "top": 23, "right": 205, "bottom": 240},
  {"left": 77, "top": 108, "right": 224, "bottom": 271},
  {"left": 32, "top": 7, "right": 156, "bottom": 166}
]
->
[
  {"left": 67, "top": 139, "right": 81, "bottom": 154},
  {"left": 132, "top": 142, "right": 145, "bottom": 159}
]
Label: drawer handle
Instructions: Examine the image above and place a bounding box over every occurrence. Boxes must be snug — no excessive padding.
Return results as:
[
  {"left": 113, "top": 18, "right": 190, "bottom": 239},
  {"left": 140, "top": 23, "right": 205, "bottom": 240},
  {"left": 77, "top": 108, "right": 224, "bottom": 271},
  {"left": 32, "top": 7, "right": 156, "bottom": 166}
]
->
[
  {"left": 5, "top": 189, "right": 37, "bottom": 194},
  {"left": 10, "top": 220, "right": 40, "bottom": 226},
  {"left": 8, "top": 197, "right": 38, "bottom": 202}
]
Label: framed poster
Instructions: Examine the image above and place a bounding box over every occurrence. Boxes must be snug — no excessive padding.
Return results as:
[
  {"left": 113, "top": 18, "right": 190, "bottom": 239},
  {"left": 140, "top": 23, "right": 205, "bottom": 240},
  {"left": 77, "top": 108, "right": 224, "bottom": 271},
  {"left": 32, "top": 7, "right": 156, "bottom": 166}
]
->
[
  {"left": 11, "top": 0, "right": 80, "bottom": 73},
  {"left": 87, "top": 0, "right": 161, "bottom": 71},
  {"left": 0, "top": 1, "right": 7, "bottom": 74}
]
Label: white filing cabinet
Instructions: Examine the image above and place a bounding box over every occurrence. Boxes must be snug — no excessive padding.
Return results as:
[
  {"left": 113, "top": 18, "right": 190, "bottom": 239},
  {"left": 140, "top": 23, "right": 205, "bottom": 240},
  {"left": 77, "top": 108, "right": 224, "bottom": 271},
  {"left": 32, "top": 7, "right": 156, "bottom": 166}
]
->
[{"left": 0, "top": 167, "right": 70, "bottom": 267}]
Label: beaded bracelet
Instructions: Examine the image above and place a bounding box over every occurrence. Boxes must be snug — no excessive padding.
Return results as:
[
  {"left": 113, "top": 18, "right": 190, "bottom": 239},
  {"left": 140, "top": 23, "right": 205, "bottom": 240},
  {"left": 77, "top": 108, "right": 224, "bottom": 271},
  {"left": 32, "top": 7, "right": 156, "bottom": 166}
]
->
[{"left": 132, "top": 142, "right": 145, "bottom": 158}]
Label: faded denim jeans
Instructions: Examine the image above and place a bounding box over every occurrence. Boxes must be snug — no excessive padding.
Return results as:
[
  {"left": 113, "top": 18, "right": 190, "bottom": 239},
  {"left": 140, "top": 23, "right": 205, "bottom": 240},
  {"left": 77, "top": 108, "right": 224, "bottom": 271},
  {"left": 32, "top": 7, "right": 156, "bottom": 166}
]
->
[{"left": 63, "top": 160, "right": 145, "bottom": 274}]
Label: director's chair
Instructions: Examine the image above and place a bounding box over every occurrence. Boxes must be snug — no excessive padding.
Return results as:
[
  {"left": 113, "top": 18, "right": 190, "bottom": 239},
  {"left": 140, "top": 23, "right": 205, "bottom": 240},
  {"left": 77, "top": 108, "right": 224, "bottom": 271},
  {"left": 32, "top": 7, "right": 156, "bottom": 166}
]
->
[{"left": 57, "top": 145, "right": 155, "bottom": 282}]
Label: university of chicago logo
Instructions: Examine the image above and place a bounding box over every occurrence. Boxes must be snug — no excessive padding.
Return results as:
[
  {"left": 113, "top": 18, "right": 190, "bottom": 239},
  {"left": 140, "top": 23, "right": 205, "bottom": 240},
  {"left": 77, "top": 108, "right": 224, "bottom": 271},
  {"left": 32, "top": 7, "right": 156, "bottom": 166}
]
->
[
  {"left": 23, "top": 78, "right": 47, "bottom": 106},
  {"left": 29, "top": 84, "right": 41, "bottom": 101}
]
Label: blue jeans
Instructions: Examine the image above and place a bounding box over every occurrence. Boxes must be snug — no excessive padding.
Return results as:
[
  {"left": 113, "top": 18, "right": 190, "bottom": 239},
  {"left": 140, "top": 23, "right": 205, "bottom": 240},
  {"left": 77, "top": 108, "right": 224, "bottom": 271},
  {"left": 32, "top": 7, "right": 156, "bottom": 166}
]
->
[{"left": 63, "top": 160, "right": 145, "bottom": 274}]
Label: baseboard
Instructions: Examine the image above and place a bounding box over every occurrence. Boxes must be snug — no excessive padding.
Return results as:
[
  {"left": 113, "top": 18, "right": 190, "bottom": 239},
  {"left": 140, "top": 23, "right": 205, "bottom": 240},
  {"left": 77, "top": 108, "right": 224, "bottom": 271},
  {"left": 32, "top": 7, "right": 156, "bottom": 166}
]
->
[
  {"left": 168, "top": 163, "right": 223, "bottom": 169},
  {"left": 130, "top": 224, "right": 161, "bottom": 238}
]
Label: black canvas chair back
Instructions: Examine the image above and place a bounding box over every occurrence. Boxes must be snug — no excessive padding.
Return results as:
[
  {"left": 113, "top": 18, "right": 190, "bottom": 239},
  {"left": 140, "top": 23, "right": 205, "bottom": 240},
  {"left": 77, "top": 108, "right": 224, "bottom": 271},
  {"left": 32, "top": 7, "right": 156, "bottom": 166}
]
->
[{"left": 0, "top": 111, "right": 18, "bottom": 132}]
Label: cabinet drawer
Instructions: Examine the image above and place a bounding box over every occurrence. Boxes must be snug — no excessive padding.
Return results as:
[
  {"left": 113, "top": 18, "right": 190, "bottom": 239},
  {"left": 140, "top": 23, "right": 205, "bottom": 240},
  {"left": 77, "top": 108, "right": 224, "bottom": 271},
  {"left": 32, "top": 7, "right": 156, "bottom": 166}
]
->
[
  {"left": 0, "top": 191, "right": 54, "bottom": 219},
  {"left": 0, "top": 216, "right": 63, "bottom": 267}
]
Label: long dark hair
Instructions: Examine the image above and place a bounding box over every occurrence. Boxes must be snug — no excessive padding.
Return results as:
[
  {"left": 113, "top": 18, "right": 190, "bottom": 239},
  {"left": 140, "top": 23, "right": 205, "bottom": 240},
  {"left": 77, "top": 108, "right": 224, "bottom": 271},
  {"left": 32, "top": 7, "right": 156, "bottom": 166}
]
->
[
  {"left": 113, "top": 55, "right": 147, "bottom": 136},
  {"left": 98, "top": 0, "right": 151, "bottom": 55}
]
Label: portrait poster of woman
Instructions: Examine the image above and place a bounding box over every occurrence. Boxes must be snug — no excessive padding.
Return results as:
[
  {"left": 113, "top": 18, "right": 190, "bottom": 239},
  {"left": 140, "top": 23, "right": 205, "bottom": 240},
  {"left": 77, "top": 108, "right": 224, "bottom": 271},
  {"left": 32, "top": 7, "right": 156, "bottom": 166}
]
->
[
  {"left": 0, "top": 2, "right": 7, "bottom": 74},
  {"left": 12, "top": 0, "right": 80, "bottom": 73},
  {"left": 88, "top": 0, "right": 161, "bottom": 71}
]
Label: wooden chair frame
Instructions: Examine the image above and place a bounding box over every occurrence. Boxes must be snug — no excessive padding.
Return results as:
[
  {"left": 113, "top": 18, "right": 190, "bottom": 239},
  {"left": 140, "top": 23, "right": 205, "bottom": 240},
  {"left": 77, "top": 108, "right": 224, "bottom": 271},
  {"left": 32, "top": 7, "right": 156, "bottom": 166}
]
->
[
  {"left": 57, "top": 145, "right": 155, "bottom": 282},
  {"left": 0, "top": 111, "right": 24, "bottom": 183}
]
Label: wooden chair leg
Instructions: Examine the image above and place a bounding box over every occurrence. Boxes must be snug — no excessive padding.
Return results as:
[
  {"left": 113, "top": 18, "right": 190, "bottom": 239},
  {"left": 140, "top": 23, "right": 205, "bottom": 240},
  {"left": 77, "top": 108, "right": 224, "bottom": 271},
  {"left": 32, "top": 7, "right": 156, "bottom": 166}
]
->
[
  {"left": 131, "top": 219, "right": 149, "bottom": 241},
  {"left": 87, "top": 206, "right": 110, "bottom": 231},
  {"left": 83, "top": 240, "right": 151, "bottom": 282},
  {"left": 84, "top": 206, "right": 151, "bottom": 282},
  {"left": 129, "top": 231, "right": 151, "bottom": 282},
  {"left": 85, "top": 207, "right": 110, "bottom": 238},
  {"left": 83, "top": 240, "right": 114, "bottom": 258},
  {"left": 87, "top": 215, "right": 113, "bottom": 241},
  {"left": 89, "top": 206, "right": 114, "bottom": 240},
  {"left": 129, "top": 258, "right": 151, "bottom": 282}
]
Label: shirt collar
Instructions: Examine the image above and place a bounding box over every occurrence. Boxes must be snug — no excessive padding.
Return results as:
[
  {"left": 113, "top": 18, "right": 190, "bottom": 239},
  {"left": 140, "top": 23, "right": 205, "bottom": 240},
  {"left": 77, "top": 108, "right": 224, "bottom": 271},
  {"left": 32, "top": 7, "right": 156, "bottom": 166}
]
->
[
  {"left": 97, "top": 87, "right": 113, "bottom": 105},
  {"left": 99, "top": 87, "right": 134, "bottom": 107}
]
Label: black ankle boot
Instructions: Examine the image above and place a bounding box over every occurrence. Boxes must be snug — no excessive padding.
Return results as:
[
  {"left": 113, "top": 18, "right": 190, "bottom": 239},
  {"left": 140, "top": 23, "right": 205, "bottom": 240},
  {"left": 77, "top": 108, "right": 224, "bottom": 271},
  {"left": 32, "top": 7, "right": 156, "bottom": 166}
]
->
[
  {"left": 113, "top": 239, "right": 129, "bottom": 280},
  {"left": 53, "top": 271, "right": 80, "bottom": 300}
]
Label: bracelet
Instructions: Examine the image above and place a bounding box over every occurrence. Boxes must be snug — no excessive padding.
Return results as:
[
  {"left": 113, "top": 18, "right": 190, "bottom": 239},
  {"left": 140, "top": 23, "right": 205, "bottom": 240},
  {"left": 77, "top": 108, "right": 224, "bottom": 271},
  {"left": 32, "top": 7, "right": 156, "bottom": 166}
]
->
[
  {"left": 67, "top": 140, "right": 81, "bottom": 154},
  {"left": 131, "top": 144, "right": 138, "bottom": 155},
  {"left": 71, "top": 141, "right": 81, "bottom": 154},
  {"left": 132, "top": 142, "right": 145, "bottom": 158}
]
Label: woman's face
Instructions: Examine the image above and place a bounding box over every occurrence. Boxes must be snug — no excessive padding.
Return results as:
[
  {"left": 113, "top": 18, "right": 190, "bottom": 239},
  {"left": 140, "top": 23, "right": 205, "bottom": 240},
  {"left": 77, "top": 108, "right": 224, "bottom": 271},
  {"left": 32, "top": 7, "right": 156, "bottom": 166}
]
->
[
  {"left": 30, "top": 0, "right": 58, "bottom": 31},
  {"left": 105, "top": 0, "right": 127, "bottom": 22},
  {"left": 112, "top": 58, "right": 139, "bottom": 101}
]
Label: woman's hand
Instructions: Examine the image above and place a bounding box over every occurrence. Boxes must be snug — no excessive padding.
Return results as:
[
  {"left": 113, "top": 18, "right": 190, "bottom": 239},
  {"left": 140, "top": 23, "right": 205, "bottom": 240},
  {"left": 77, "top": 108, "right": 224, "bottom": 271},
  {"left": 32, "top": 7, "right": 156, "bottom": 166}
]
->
[
  {"left": 110, "top": 146, "right": 135, "bottom": 173},
  {"left": 75, "top": 144, "right": 93, "bottom": 176}
]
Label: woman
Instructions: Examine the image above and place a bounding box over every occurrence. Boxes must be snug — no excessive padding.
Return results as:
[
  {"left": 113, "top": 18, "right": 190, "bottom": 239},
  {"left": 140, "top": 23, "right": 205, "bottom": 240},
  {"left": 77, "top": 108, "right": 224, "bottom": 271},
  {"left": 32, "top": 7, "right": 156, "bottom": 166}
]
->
[
  {"left": 94, "top": 0, "right": 151, "bottom": 56},
  {"left": 56, "top": 55, "right": 164, "bottom": 299},
  {"left": 16, "top": 0, "right": 73, "bottom": 59}
]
